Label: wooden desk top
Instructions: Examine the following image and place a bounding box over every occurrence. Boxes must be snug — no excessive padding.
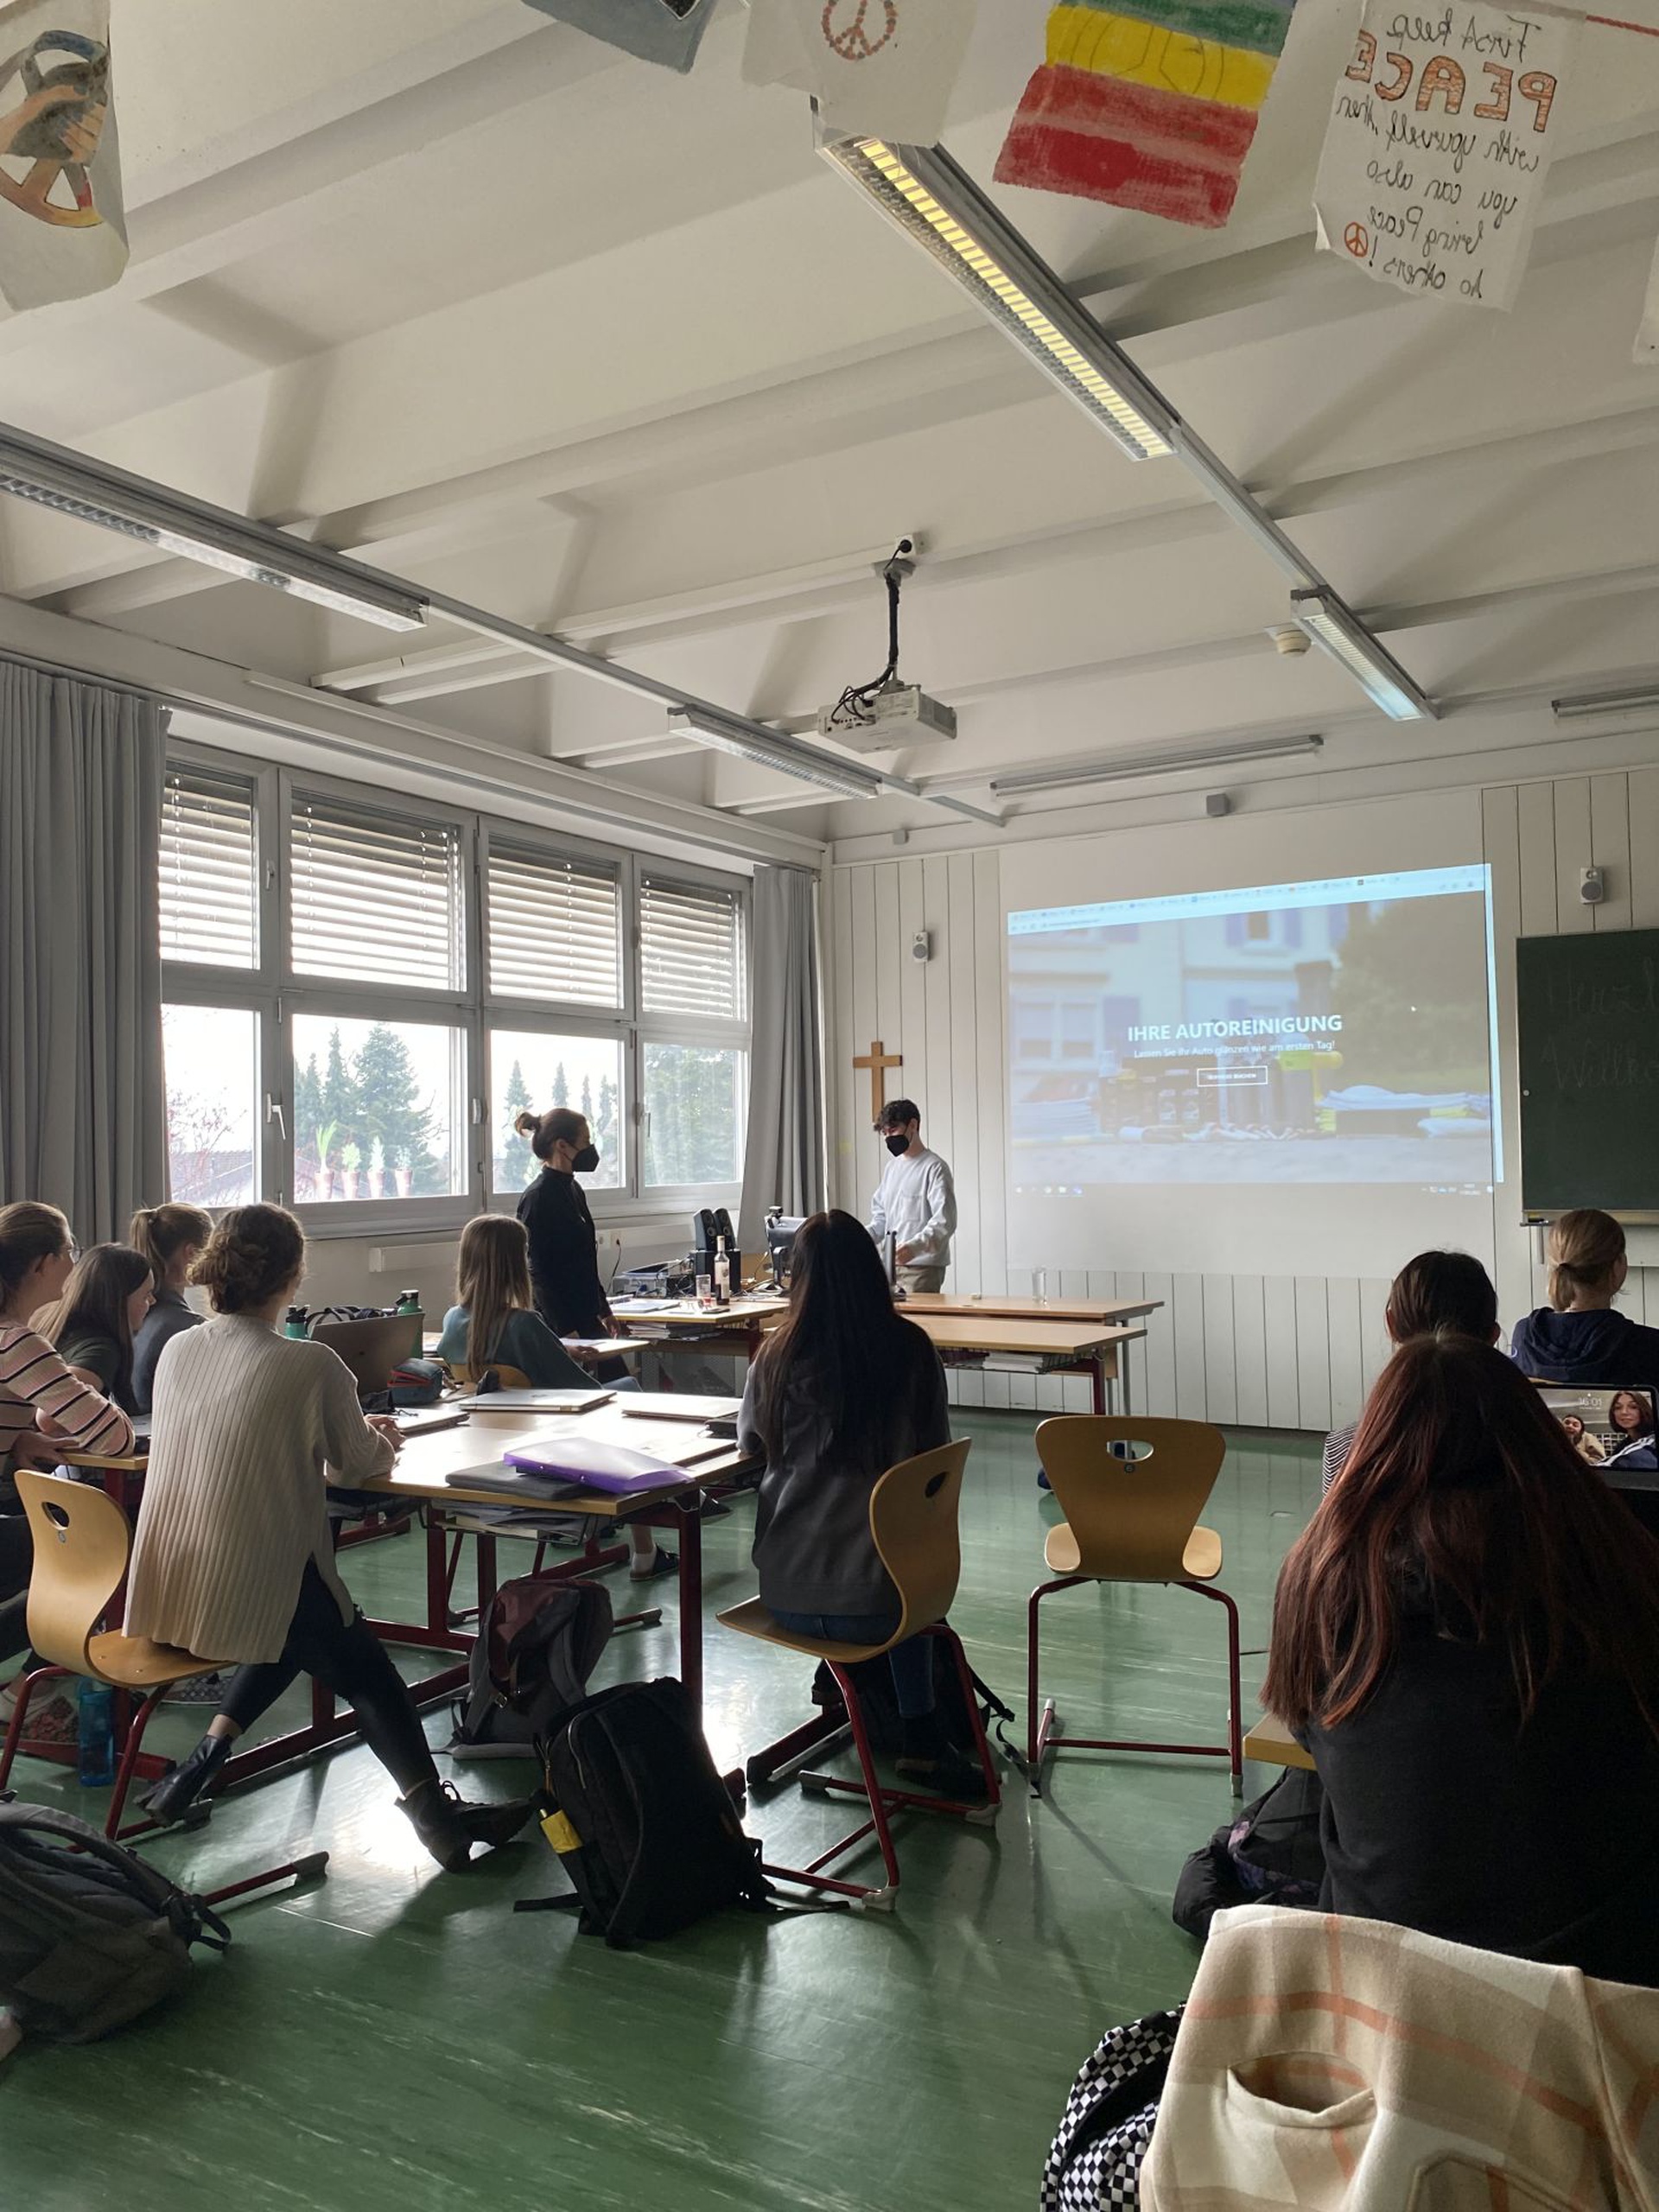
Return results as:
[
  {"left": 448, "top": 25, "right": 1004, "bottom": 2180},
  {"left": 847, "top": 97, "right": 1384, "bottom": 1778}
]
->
[
  {"left": 1242, "top": 1714, "right": 1316, "bottom": 1772},
  {"left": 609, "top": 1297, "right": 786, "bottom": 1334},
  {"left": 905, "top": 1294, "right": 1164, "bottom": 1326},
  {"left": 907, "top": 1314, "right": 1147, "bottom": 1360},
  {"left": 362, "top": 1403, "right": 755, "bottom": 1516}
]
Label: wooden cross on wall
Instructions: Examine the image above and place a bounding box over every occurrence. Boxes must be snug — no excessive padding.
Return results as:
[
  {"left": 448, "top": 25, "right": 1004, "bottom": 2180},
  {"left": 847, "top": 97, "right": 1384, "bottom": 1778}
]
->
[{"left": 854, "top": 1039, "right": 903, "bottom": 1124}]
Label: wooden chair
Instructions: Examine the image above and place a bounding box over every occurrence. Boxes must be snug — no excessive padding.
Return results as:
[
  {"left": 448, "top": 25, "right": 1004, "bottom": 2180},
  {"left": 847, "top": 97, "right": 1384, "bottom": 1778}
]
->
[
  {"left": 718, "top": 1440, "right": 998, "bottom": 1909},
  {"left": 0, "top": 1474, "right": 326, "bottom": 1903},
  {"left": 1026, "top": 1416, "right": 1243, "bottom": 1798}
]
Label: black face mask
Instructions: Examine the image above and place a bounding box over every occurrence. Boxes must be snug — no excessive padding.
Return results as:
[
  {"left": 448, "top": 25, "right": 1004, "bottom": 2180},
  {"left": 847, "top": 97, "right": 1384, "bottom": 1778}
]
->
[
  {"left": 885, "top": 1134, "right": 910, "bottom": 1157},
  {"left": 571, "top": 1144, "right": 601, "bottom": 1175}
]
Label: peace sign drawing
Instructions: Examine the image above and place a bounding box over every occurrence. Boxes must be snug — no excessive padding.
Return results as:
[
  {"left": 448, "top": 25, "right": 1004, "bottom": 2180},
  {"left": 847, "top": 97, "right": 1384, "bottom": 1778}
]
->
[{"left": 822, "top": 0, "right": 899, "bottom": 63}]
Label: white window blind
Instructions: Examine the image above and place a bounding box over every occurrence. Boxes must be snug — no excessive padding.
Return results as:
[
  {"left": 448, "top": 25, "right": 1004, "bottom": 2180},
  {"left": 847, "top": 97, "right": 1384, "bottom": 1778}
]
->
[
  {"left": 488, "top": 846, "right": 621, "bottom": 1007},
  {"left": 639, "top": 876, "right": 745, "bottom": 1020},
  {"left": 159, "top": 767, "right": 257, "bottom": 969},
  {"left": 290, "top": 795, "right": 463, "bottom": 990}
]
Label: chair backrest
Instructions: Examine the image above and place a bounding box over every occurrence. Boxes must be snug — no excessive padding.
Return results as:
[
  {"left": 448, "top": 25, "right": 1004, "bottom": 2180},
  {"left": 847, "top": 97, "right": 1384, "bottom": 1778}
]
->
[
  {"left": 449, "top": 1362, "right": 533, "bottom": 1391},
  {"left": 867, "top": 1439, "right": 972, "bottom": 1640},
  {"left": 14, "top": 1471, "right": 133, "bottom": 1677},
  {"left": 1034, "top": 1416, "right": 1227, "bottom": 1580}
]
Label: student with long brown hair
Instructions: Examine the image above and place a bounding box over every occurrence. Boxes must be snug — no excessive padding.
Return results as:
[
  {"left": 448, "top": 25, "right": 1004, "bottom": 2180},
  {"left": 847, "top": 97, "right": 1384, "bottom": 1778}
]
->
[
  {"left": 438, "top": 1214, "right": 671, "bottom": 1579},
  {"left": 39, "top": 1243, "right": 154, "bottom": 1414},
  {"left": 738, "top": 1209, "right": 983, "bottom": 1799},
  {"left": 1510, "top": 1208, "right": 1659, "bottom": 1390},
  {"left": 1265, "top": 1333, "right": 1659, "bottom": 1983},
  {"left": 128, "top": 1202, "right": 212, "bottom": 1415}
]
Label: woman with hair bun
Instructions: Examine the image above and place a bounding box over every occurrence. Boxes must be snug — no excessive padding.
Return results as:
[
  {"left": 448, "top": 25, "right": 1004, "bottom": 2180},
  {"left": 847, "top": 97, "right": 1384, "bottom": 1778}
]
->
[
  {"left": 1510, "top": 1210, "right": 1659, "bottom": 1391},
  {"left": 127, "top": 1205, "right": 529, "bottom": 1870},
  {"left": 127, "top": 1202, "right": 211, "bottom": 1414}
]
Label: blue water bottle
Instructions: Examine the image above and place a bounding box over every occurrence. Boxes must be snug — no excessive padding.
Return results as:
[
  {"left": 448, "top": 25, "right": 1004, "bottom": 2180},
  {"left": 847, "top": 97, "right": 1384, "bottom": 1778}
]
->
[{"left": 76, "top": 1681, "right": 115, "bottom": 1788}]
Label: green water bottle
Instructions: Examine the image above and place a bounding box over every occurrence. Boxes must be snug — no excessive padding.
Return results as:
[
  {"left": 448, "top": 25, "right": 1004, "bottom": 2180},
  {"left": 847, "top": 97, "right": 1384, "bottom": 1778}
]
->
[{"left": 284, "top": 1306, "right": 309, "bottom": 1339}]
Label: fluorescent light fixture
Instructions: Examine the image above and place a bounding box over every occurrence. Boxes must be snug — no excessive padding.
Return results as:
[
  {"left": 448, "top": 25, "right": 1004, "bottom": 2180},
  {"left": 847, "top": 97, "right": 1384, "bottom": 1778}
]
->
[
  {"left": 668, "top": 709, "right": 885, "bottom": 798},
  {"left": 0, "top": 423, "right": 427, "bottom": 632},
  {"left": 1552, "top": 685, "right": 1659, "bottom": 720},
  {"left": 1290, "top": 588, "right": 1439, "bottom": 723},
  {"left": 991, "top": 733, "right": 1324, "bottom": 798},
  {"left": 819, "top": 135, "right": 1173, "bottom": 463}
]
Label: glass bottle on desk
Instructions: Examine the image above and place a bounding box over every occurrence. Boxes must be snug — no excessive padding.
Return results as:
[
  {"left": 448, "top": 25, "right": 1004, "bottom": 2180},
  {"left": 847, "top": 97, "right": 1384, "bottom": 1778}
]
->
[{"left": 713, "top": 1237, "right": 731, "bottom": 1308}]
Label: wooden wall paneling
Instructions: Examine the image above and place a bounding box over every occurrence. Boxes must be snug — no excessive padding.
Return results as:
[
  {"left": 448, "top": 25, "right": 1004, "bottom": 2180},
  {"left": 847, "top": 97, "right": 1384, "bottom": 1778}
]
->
[
  {"left": 1325, "top": 1277, "right": 1364, "bottom": 1429},
  {"left": 972, "top": 849, "right": 1008, "bottom": 1296},
  {"left": 1357, "top": 1276, "right": 1393, "bottom": 1397},
  {"left": 1263, "top": 1275, "right": 1300, "bottom": 1428},
  {"left": 947, "top": 854, "right": 982, "bottom": 1296},
  {"left": 1111, "top": 1271, "right": 1152, "bottom": 1411},
  {"left": 1202, "top": 1274, "right": 1238, "bottom": 1425},
  {"left": 1516, "top": 780, "right": 1560, "bottom": 937},
  {"left": 1232, "top": 1276, "right": 1268, "bottom": 1425},
  {"left": 874, "top": 861, "right": 905, "bottom": 1062},
  {"left": 1548, "top": 779, "right": 1594, "bottom": 937},
  {"left": 1629, "top": 767, "right": 1659, "bottom": 930},
  {"left": 921, "top": 860, "right": 954, "bottom": 1196},
  {"left": 1588, "top": 774, "right": 1632, "bottom": 932},
  {"left": 1171, "top": 1274, "right": 1208, "bottom": 1419},
  {"left": 1294, "top": 1277, "right": 1332, "bottom": 1431},
  {"left": 1142, "top": 1271, "right": 1177, "bottom": 1414}
]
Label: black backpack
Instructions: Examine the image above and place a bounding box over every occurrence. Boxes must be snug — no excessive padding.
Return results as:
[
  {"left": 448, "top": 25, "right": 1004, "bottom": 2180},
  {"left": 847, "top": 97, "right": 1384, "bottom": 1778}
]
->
[
  {"left": 810, "top": 1639, "right": 1012, "bottom": 1757},
  {"left": 0, "top": 1802, "right": 231, "bottom": 2044},
  {"left": 1171, "top": 1767, "right": 1326, "bottom": 1942},
  {"left": 449, "top": 1574, "right": 613, "bottom": 1758},
  {"left": 518, "top": 1677, "right": 769, "bottom": 1948}
]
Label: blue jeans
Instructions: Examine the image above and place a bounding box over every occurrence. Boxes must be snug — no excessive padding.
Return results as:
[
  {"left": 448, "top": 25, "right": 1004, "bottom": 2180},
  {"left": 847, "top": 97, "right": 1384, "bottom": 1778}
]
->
[{"left": 770, "top": 1612, "right": 935, "bottom": 1719}]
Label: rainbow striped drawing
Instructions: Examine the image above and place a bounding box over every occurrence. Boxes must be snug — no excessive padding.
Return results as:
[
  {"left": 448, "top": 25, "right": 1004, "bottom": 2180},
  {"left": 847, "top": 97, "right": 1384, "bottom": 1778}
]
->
[{"left": 995, "top": 0, "right": 1300, "bottom": 230}]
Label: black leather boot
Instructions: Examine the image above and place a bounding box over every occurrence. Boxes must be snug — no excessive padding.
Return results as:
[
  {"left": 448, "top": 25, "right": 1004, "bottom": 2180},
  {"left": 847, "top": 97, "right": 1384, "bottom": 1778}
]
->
[{"left": 143, "top": 1732, "right": 232, "bottom": 1823}]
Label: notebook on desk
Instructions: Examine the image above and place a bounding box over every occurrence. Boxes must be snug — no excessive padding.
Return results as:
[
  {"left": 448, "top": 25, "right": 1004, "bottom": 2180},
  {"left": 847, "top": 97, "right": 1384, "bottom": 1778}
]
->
[{"left": 620, "top": 1392, "right": 741, "bottom": 1433}]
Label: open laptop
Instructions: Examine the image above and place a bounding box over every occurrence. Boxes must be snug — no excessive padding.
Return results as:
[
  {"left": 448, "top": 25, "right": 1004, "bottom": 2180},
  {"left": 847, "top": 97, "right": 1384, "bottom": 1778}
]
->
[{"left": 310, "top": 1313, "right": 422, "bottom": 1398}]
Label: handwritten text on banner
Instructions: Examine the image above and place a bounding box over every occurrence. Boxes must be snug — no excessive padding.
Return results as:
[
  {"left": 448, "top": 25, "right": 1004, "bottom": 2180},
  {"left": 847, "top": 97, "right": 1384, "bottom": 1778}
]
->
[{"left": 1313, "top": 3, "right": 1580, "bottom": 312}]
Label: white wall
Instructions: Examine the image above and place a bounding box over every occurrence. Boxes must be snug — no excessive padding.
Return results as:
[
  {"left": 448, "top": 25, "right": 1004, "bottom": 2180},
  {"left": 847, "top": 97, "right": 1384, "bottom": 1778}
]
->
[{"left": 825, "top": 758, "right": 1659, "bottom": 1431}]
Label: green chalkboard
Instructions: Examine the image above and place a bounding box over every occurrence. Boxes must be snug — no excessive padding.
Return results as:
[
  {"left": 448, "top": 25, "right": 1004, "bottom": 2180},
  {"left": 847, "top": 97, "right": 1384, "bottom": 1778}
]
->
[{"left": 1516, "top": 929, "right": 1659, "bottom": 1220}]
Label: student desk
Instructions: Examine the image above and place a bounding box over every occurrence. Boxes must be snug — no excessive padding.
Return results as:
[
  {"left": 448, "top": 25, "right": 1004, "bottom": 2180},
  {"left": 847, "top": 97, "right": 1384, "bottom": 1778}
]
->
[
  {"left": 43, "top": 1403, "right": 756, "bottom": 1796},
  {"left": 1242, "top": 1713, "right": 1316, "bottom": 1772},
  {"left": 906, "top": 1315, "right": 1147, "bottom": 1417},
  {"left": 607, "top": 1296, "right": 787, "bottom": 1367},
  {"left": 905, "top": 1292, "right": 1165, "bottom": 1329}
]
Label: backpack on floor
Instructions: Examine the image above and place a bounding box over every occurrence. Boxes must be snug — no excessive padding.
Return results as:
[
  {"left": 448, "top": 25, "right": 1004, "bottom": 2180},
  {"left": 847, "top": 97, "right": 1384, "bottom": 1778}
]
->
[
  {"left": 518, "top": 1676, "right": 768, "bottom": 1948},
  {"left": 1171, "top": 1767, "right": 1325, "bottom": 1942},
  {"left": 1041, "top": 2006, "right": 1184, "bottom": 2212},
  {"left": 0, "top": 1802, "right": 230, "bottom": 2044},
  {"left": 810, "top": 1637, "right": 1012, "bottom": 1758},
  {"left": 450, "top": 1573, "right": 614, "bottom": 1758}
]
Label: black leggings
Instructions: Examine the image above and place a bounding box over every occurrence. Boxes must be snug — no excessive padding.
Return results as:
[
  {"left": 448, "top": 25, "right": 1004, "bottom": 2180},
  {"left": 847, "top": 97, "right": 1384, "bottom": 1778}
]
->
[
  {"left": 0, "top": 1516, "right": 31, "bottom": 1665},
  {"left": 219, "top": 1562, "right": 439, "bottom": 1798}
]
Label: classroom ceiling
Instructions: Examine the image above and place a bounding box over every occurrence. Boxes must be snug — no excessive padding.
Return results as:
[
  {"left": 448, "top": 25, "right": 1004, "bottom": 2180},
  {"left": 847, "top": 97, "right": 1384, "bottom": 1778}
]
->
[{"left": 2, "top": 0, "right": 1657, "bottom": 848}]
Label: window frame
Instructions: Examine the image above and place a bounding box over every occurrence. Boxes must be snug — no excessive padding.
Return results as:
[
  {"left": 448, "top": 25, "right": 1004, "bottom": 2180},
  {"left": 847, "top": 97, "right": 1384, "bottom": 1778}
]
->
[{"left": 159, "top": 743, "right": 751, "bottom": 1235}]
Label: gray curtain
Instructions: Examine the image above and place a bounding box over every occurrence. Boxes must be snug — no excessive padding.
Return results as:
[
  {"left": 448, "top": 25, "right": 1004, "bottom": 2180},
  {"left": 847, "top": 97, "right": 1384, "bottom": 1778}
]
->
[
  {"left": 0, "top": 662, "right": 167, "bottom": 1243},
  {"left": 740, "top": 865, "right": 826, "bottom": 1247}
]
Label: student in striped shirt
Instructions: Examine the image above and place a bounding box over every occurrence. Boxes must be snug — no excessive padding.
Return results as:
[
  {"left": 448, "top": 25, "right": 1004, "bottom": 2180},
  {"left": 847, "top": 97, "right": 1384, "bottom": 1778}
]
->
[{"left": 0, "top": 1202, "right": 134, "bottom": 1737}]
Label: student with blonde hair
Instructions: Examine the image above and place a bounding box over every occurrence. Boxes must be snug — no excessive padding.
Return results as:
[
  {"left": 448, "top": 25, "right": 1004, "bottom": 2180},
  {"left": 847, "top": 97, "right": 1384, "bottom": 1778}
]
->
[
  {"left": 1510, "top": 1209, "right": 1659, "bottom": 1391},
  {"left": 437, "top": 1214, "right": 672, "bottom": 1582},
  {"left": 128, "top": 1203, "right": 212, "bottom": 1414}
]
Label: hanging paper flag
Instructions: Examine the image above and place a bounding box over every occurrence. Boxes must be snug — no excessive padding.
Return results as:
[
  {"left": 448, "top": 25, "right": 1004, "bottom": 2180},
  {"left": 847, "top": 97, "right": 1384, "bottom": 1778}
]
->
[
  {"left": 1313, "top": 0, "right": 1580, "bottom": 313},
  {"left": 0, "top": 0, "right": 125, "bottom": 311},
  {"left": 521, "top": 0, "right": 717, "bottom": 74},
  {"left": 994, "top": 2, "right": 1300, "bottom": 230},
  {"left": 743, "top": 0, "right": 978, "bottom": 146}
]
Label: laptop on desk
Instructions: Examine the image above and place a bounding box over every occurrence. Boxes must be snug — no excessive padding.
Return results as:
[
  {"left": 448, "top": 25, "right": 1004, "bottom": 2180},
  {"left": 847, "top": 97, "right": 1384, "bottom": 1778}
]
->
[{"left": 310, "top": 1314, "right": 422, "bottom": 1398}]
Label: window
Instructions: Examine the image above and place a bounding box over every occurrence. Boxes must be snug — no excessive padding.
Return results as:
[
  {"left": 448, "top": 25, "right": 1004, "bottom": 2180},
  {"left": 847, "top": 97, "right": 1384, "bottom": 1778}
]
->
[
  {"left": 162, "top": 1005, "right": 260, "bottom": 1205},
  {"left": 290, "top": 1014, "right": 467, "bottom": 1203},
  {"left": 488, "top": 847, "right": 620, "bottom": 1007},
  {"left": 1059, "top": 1001, "right": 1096, "bottom": 1061},
  {"left": 159, "top": 747, "right": 751, "bottom": 1227},
  {"left": 160, "top": 766, "right": 257, "bottom": 969},
  {"left": 489, "top": 1030, "right": 624, "bottom": 1194},
  {"left": 290, "top": 793, "right": 464, "bottom": 991}
]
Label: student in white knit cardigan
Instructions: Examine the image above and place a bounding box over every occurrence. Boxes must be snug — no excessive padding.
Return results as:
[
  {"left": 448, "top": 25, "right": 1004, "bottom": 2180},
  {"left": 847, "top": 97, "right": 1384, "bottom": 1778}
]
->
[{"left": 127, "top": 1205, "right": 530, "bottom": 1872}]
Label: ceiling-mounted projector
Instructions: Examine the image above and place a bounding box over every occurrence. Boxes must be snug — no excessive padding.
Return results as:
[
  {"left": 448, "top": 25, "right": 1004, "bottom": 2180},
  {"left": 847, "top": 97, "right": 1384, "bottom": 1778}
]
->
[{"left": 819, "top": 538, "right": 957, "bottom": 750}]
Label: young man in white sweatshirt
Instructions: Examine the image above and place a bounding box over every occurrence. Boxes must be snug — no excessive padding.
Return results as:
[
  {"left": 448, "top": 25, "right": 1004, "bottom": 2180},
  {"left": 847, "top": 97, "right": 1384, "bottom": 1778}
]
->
[{"left": 868, "top": 1098, "right": 957, "bottom": 1295}]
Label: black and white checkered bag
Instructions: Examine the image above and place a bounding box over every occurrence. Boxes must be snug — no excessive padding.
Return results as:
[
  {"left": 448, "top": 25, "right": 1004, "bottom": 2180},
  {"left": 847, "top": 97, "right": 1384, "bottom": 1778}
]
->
[{"left": 1040, "top": 2006, "right": 1184, "bottom": 2212}]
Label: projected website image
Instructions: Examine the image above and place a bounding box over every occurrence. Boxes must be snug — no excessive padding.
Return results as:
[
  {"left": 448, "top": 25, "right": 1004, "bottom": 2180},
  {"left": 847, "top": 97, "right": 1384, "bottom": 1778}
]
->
[{"left": 1007, "top": 866, "right": 1498, "bottom": 1192}]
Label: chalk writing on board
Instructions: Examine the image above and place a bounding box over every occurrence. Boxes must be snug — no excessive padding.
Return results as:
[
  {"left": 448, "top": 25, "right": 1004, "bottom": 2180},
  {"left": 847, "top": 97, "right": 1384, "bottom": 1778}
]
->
[
  {"left": 1538, "top": 1036, "right": 1659, "bottom": 1096},
  {"left": 1313, "top": 1, "right": 1581, "bottom": 311},
  {"left": 1544, "top": 958, "right": 1659, "bottom": 1024}
]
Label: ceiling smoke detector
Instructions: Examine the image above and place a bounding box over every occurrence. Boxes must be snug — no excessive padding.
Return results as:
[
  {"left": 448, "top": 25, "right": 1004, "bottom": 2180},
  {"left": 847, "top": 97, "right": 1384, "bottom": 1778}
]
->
[{"left": 1268, "top": 625, "right": 1313, "bottom": 657}]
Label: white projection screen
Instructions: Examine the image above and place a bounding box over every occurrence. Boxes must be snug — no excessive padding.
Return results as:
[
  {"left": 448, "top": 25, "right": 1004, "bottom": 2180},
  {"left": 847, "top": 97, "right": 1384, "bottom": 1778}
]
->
[{"left": 1003, "top": 810, "right": 1502, "bottom": 1281}]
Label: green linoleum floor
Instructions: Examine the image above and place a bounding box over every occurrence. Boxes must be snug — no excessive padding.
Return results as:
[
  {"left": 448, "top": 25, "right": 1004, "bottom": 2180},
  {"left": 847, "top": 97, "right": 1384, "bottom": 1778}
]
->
[{"left": 1, "top": 1414, "right": 1320, "bottom": 2212}]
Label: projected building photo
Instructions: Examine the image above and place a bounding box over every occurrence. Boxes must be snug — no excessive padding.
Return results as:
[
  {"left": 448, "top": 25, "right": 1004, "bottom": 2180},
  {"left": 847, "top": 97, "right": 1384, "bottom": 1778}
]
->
[{"left": 1008, "top": 868, "right": 1498, "bottom": 1190}]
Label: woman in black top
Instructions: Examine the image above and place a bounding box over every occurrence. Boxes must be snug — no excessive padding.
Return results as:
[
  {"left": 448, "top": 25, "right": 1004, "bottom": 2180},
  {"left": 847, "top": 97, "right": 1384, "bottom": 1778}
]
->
[
  {"left": 1265, "top": 1334, "right": 1659, "bottom": 1986},
  {"left": 513, "top": 1108, "right": 616, "bottom": 1340},
  {"left": 739, "top": 1210, "right": 982, "bottom": 1799}
]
